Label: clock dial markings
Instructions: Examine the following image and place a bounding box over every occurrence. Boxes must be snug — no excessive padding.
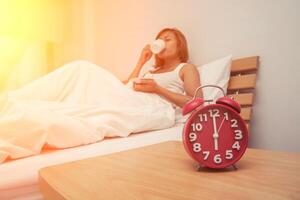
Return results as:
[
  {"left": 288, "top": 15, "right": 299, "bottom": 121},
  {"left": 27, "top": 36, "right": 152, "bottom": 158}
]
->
[
  {"left": 223, "top": 112, "right": 229, "bottom": 120},
  {"left": 234, "top": 130, "right": 243, "bottom": 140},
  {"left": 189, "top": 132, "right": 197, "bottom": 142},
  {"left": 213, "top": 154, "right": 222, "bottom": 164},
  {"left": 232, "top": 141, "right": 241, "bottom": 151},
  {"left": 202, "top": 151, "right": 210, "bottom": 160},
  {"left": 225, "top": 150, "right": 233, "bottom": 159},
  {"left": 231, "top": 119, "right": 238, "bottom": 128},
  {"left": 191, "top": 122, "right": 203, "bottom": 132},
  {"left": 193, "top": 143, "right": 201, "bottom": 152},
  {"left": 198, "top": 113, "right": 207, "bottom": 122},
  {"left": 209, "top": 109, "right": 220, "bottom": 118}
]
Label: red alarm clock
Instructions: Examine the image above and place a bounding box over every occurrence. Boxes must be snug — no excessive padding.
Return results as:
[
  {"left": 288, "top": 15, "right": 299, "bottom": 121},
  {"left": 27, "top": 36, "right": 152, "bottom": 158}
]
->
[{"left": 182, "top": 85, "right": 248, "bottom": 169}]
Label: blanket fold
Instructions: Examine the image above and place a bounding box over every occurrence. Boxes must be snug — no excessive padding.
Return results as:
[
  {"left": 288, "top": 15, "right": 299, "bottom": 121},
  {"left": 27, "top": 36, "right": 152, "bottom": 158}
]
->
[{"left": 0, "top": 60, "right": 175, "bottom": 163}]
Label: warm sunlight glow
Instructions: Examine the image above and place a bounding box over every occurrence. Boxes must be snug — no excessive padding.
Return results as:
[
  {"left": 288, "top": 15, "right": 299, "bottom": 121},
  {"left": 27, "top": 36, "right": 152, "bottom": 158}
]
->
[
  {"left": 0, "top": 0, "right": 63, "bottom": 41},
  {"left": 0, "top": 0, "right": 65, "bottom": 91}
]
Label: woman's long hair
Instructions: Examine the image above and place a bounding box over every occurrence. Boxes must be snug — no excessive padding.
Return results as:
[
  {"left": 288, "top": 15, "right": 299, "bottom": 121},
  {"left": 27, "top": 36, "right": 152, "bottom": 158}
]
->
[{"left": 154, "top": 28, "right": 189, "bottom": 67}]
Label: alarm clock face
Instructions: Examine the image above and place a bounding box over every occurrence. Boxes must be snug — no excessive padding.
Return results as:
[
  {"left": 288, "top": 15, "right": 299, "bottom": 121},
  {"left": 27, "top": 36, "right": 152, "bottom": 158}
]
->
[{"left": 182, "top": 104, "right": 248, "bottom": 169}]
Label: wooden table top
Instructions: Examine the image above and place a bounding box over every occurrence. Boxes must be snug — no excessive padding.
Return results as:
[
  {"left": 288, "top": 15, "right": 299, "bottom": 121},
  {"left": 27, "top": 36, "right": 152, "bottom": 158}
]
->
[{"left": 39, "top": 141, "right": 300, "bottom": 200}]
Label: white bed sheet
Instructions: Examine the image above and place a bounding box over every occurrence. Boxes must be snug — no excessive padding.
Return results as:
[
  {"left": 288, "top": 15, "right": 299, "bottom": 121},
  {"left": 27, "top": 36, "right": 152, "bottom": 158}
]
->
[{"left": 0, "top": 123, "right": 184, "bottom": 200}]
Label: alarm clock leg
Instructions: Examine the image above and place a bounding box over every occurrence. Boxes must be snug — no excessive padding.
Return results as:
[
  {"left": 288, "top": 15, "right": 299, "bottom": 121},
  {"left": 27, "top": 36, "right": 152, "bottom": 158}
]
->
[
  {"left": 195, "top": 164, "right": 204, "bottom": 171},
  {"left": 231, "top": 164, "right": 238, "bottom": 170}
]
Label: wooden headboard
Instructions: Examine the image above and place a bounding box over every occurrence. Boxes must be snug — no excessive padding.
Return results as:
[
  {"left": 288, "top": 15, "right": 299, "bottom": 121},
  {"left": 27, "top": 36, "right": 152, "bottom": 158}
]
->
[{"left": 227, "top": 56, "right": 259, "bottom": 131}]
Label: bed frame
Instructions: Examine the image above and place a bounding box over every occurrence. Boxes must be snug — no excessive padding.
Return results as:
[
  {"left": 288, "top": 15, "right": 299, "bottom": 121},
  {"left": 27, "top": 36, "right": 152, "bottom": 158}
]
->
[{"left": 227, "top": 56, "right": 259, "bottom": 132}]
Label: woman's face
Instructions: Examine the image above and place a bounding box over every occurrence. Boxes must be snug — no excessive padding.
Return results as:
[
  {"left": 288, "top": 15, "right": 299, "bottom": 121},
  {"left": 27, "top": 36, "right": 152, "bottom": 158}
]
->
[{"left": 157, "top": 31, "right": 179, "bottom": 60}]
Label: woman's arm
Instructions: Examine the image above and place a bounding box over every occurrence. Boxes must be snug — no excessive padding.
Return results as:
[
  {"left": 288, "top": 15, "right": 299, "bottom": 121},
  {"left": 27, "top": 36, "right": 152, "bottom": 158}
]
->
[
  {"left": 156, "top": 86, "right": 192, "bottom": 108},
  {"left": 123, "top": 45, "right": 153, "bottom": 84},
  {"left": 124, "top": 60, "right": 144, "bottom": 84},
  {"left": 157, "top": 64, "right": 202, "bottom": 108},
  {"left": 133, "top": 64, "right": 203, "bottom": 108}
]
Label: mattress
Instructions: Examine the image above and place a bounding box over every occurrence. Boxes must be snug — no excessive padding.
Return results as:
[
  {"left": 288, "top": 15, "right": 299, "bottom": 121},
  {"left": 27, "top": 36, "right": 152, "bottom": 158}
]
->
[{"left": 0, "top": 123, "right": 184, "bottom": 200}]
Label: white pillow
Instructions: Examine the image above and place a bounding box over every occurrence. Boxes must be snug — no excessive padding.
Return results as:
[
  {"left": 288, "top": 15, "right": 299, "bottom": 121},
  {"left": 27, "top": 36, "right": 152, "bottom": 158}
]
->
[
  {"left": 198, "top": 54, "right": 232, "bottom": 101},
  {"left": 175, "top": 55, "right": 232, "bottom": 123}
]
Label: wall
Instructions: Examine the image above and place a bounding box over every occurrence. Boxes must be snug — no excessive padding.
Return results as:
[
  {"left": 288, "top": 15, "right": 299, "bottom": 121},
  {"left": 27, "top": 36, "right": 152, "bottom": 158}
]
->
[
  {"left": 0, "top": 0, "right": 67, "bottom": 90},
  {"left": 52, "top": 0, "right": 86, "bottom": 68},
  {"left": 82, "top": 0, "right": 300, "bottom": 152}
]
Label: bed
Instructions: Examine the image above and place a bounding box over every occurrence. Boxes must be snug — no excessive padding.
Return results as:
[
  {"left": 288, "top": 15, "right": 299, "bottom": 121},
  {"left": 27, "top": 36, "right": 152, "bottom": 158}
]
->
[{"left": 0, "top": 55, "right": 259, "bottom": 200}]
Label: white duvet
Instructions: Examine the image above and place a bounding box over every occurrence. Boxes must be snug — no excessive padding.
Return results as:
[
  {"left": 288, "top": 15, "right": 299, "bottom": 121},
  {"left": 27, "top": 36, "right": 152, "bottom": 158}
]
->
[{"left": 0, "top": 61, "right": 175, "bottom": 163}]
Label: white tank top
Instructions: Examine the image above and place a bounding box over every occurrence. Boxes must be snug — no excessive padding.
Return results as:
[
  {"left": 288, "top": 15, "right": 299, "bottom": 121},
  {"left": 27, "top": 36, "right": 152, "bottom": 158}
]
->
[{"left": 143, "top": 63, "right": 186, "bottom": 95}]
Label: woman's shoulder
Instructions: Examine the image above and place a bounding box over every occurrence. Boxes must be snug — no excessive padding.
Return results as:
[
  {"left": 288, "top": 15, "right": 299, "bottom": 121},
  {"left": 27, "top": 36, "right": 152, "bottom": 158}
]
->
[
  {"left": 178, "top": 63, "right": 199, "bottom": 81},
  {"left": 180, "top": 63, "right": 198, "bottom": 74},
  {"left": 182, "top": 63, "right": 197, "bottom": 69}
]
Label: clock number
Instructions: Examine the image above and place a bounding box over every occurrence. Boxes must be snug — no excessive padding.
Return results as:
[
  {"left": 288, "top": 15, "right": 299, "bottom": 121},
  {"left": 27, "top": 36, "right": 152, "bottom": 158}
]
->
[
  {"left": 198, "top": 114, "right": 207, "bottom": 122},
  {"left": 202, "top": 151, "right": 210, "bottom": 160},
  {"left": 189, "top": 132, "right": 197, "bottom": 142},
  {"left": 209, "top": 109, "right": 220, "bottom": 117},
  {"left": 231, "top": 119, "right": 238, "bottom": 128},
  {"left": 232, "top": 141, "right": 241, "bottom": 150},
  {"left": 214, "top": 154, "right": 222, "bottom": 164},
  {"left": 191, "top": 123, "right": 203, "bottom": 132},
  {"left": 223, "top": 112, "right": 229, "bottom": 120},
  {"left": 225, "top": 150, "right": 233, "bottom": 159},
  {"left": 193, "top": 143, "right": 201, "bottom": 152},
  {"left": 234, "top": 130, "right": 243, "bottom": 140}
]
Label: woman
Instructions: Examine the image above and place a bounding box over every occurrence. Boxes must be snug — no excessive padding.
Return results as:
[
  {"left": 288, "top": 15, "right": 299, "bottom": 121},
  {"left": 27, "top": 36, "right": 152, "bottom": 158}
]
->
[
  {"left": 126, "top": 28, "right": 202, "bottom": 108},
  {"left": 0, "top": 28, "right": 202, "bottom": 163}
]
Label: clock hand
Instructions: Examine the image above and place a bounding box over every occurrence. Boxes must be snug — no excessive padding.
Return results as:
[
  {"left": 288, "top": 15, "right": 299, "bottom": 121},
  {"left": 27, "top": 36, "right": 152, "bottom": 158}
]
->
[
  {"left": 217, "top": 116, "right": 226, "bottom": 133},
  {"left": 212, "top": 116, "right": 219, "bottom": 151},
  {"left": 214, "top": 137, "right": 219, "bottom": 151},
  {"left": 213, "top": 116, "right": 227, "bottom": 151}
]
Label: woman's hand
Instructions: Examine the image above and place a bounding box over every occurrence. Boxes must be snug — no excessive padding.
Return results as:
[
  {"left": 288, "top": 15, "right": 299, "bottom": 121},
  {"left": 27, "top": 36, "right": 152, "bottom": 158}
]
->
[
  {"left": 138, "top": 45, "right": 153, "bottom": 65},
  {"left": 125, "top": 45, "right": 152, "bottom": 82},
  {"left": 133, "top": 78, "right": 160, "bottom": 93}
]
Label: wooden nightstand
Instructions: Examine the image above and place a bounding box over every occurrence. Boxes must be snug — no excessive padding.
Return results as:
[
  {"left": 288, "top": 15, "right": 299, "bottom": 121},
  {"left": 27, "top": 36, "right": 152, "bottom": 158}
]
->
[{"left": 39, "top": 141, "right": 300, "bottom": 200}]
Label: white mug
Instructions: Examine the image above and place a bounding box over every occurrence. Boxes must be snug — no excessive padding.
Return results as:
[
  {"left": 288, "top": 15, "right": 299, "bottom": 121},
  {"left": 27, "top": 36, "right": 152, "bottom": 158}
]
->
[{"left": 150, "top": 39, "right": 165, "bottom": 54}]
